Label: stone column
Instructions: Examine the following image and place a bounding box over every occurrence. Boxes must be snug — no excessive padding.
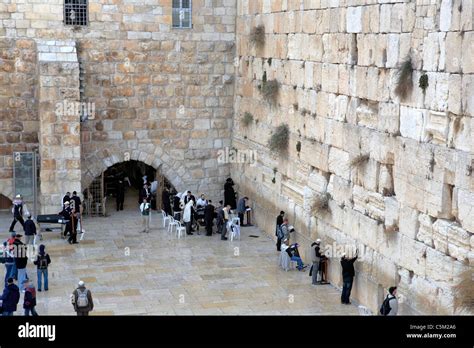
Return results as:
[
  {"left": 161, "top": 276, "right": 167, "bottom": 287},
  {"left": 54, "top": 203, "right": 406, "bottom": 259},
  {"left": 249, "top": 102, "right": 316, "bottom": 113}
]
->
[{"left": 37, "top": 40, "right": 81, "bottom": 214}]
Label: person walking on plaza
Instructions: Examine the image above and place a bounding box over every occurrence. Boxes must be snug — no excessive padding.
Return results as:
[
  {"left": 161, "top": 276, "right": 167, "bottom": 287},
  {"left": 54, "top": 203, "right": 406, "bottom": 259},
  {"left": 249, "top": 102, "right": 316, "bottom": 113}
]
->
[
  {"left": 71, "top": 280, "right": 94, "bottom": 316},
  {"left": 140, "top": 198, "right": 151, "bottom": 233},
  {"left": 9, "top": 194, "right": 28, "bottom": 233},
  {"left": 340, "top": 251, "right": 358, "bottom": 305},
  {"left": 275, "top": 211, "right": 285, "bottom": 251},
  {"left": 2, "top": 239, "right": 16, "bottom": 287},
  {"left": 22, "top": 279, "right": 38, "bottom": 316},
  {"left": 380, "top": 286, "right": 399, "bottom": 316},
  {"left": 13, "top": 234, "right": 28, "bottom": 290},
  {"left": 33, "top": 244, "right": 51, "bottom": 292},
  {"left": 24, "top": 215, "right": 37, "bottom": 246},
  {"left": 237, "top": 196, "right": 248, "bottom": 226},
  {"left": 0, "top": 277, "right": 20, "bottom": 316}
]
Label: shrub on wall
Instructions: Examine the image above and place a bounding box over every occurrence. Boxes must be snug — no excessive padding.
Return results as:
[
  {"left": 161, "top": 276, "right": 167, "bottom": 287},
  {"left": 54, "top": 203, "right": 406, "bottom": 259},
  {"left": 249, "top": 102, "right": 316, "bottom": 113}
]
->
[
  {"left": 268, "top": 124, "right": 289, "bottom": 153},
  {"left": 250, "top": 25, "right": 265, "bottom": 47},
  {"left": 350, "top": 154, "right": 370, "bottom": 168},
  {"left": 419, "top": 73, "right": 429, "bottom": 92},
  {"left": 394, "top": 56, "right": 414, "bottom": 100},
  {"left": 311, "top": 192, "right": 331, "bottom": 215},
  {"left": 454, "top": 270, "right": 474, "bottom": 314},
  {"left": 241, "top": 112, "right": 254, "bottom": 127},
  {"left": 259, "top": 79, "right": 279, "bottom": 105}
]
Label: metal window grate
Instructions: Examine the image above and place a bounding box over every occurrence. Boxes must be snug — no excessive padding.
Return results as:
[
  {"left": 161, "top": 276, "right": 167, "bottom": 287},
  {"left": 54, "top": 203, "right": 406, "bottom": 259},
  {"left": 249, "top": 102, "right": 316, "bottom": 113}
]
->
[
  {"left": 172, "top": 0, "right": 192, "bottom": 29},
  {"left": 64, "top": 0, "right": 88, "bottom": 26}
]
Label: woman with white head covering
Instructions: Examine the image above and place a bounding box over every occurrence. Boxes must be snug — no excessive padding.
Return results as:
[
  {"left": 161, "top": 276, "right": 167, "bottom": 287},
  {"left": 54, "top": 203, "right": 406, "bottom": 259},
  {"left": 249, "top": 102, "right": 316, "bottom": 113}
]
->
[{"left": 183, "top": 200, "right": 195, "bottom": 236}]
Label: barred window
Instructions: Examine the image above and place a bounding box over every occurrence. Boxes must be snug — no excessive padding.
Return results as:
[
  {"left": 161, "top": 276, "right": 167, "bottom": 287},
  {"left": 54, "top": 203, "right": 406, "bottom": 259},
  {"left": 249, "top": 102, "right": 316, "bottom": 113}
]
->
[
  {"left": 172, "top": 0, "right": 192, "bottom": 29},
  {"left": 64, "top": 0, "right": 88, "bottom": 26}
]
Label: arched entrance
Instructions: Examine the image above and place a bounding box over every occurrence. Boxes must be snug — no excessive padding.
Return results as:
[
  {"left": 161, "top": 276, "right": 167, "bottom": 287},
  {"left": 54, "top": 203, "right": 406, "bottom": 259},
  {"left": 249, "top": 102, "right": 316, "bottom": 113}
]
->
[{"left": 83, "top": 160, "right": 176, "bottom": 216}]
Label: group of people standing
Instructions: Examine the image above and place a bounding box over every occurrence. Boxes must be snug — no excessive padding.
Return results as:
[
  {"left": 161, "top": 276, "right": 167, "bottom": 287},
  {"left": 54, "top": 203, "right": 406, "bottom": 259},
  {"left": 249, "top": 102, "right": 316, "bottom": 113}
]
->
[
  {"left": 59, "top": 191, "right": 83, "bottom": 245},
  {"left": 275, "top": 211, "right": 398, "bottom": 314}
]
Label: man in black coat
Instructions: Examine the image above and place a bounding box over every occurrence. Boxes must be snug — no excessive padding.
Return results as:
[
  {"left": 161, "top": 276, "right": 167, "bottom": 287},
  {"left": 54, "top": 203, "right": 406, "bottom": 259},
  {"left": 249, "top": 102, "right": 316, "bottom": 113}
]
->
[
  {"left": 24, "top": 215, "right": 37, "bottom": 246},
  {"left": 116, "top": 179, "right": 125, "bottom": 211},
  {"left": 275, "top": 211, "right": 285, "bottom": 251},
  {"left": 204, "top": 200, "right": 215, "bottom": 236},
  {"left": 224, "top": 178, "right": 236, "bottom": 209},
  {"left": 162, "top": 187, "right": 172, "bottom": 216},
  {"left": 340, "top": 251, "right": 358, "bottom": 304}
]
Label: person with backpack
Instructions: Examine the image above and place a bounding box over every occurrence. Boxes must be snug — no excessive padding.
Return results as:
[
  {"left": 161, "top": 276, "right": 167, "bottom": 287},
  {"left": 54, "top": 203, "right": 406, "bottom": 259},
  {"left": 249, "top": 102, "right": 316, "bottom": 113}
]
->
[
  {"left": 72, "top": 280, "right": 94, "bottom": 316},
  {"left": 340, "top": 251, "right": 358, "bottom": 305},
  {"left": 380, "top": 286, "right": 398, "bottom": 316},
  {"left": 275, "top": 211, "right": 285, "bottom": 251},
  {"left": 33, "top": 244, "right": 51, "bottom": 292},
  {"left": 22, "top": 279, "right": 38, "bottom": 316},
  {"left": 0, "top": 277, "right": 20, "bottom": 316}
]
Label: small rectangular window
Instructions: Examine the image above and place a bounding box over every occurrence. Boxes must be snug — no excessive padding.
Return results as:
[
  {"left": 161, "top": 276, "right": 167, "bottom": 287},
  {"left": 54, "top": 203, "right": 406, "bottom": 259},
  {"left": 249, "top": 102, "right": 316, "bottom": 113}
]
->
[
  {"left": 64, "top": 0, "right": 88, "bottom": 26},
  {"left": 172, "top": 0, "right": 192, "bottom": 29}
]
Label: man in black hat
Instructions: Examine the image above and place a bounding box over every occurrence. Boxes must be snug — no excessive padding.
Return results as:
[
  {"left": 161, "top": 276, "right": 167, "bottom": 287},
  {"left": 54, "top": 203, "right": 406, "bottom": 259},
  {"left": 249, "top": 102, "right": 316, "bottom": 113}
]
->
[
  {"left": 204, "top": 200, "right": 215, "bottom": 236},
  {"left": 275, "top": 211, "right": 285, "bottom": 251},
  {"left": 340, "top": 251, "right": 358, "bottom": 304},
  {"left": 224, "top": 178, "right": 236, "bottom": 209}
]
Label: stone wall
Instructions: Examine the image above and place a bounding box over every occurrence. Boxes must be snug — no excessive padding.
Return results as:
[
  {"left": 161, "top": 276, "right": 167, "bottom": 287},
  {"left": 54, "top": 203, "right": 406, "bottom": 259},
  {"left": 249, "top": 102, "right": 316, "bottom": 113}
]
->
[
  {"left": 232, "top": 0, "right": 473, "bottom": 314},
  {"left": 0, "top": 38, "right": 38, "bottom": 200},
  {"left": 0, "top": 0, "right": 237, "bottom": 202},
  {"left": 37, "top": 40, "right": 82, "bottom": 214}
]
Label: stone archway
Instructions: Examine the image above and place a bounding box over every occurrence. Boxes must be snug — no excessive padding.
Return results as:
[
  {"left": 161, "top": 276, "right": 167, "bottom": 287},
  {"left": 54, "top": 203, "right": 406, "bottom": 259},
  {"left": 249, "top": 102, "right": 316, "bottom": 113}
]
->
[{"left": 81, "top": 146, "right": 194, "bottom": 195}]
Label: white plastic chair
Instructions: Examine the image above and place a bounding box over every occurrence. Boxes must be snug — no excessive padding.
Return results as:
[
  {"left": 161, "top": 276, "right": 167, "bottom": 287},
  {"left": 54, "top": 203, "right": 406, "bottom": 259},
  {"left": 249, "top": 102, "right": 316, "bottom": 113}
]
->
[
  {"left": 229, "top": 223, "right": 241, "bottom": 241},
  {"left": 175, "top": 221, "right": 186, "bottom": 239},
  {"left": 161, "top": 210, "right": 171, "bottom": 229},
  {"left": 168, "top": 216, "right": 179, "bottom": 235},
  {"left": 278, "top": 250, "right": 297, "bottom": 271}
]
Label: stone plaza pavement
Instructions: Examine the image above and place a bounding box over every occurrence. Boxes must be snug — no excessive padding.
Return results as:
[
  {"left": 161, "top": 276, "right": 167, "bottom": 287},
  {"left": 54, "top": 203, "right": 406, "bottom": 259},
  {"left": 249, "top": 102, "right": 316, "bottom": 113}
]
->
[{"left": 0, "top": 200, "right": 359, "bottom": 316}]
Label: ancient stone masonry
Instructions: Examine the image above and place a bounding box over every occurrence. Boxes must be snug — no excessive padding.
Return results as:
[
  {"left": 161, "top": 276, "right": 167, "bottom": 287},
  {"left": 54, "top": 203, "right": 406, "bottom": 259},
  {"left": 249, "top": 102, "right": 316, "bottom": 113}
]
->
[
  {"left": 232, "top": 0, "right": 473, "bottom": 314},
  {"left": 0, "top": 0, "right": 472, "bottom": 315},
  {"left": 0, "top": 0, "right": 237, "bottom": 203}
]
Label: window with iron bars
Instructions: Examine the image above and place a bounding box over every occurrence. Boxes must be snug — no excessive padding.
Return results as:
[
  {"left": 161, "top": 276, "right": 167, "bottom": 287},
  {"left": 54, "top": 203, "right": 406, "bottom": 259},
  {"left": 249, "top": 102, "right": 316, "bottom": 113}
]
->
[
  {"left": 172, "top": 0, "right": 192, "bottom": 29},
  {"left": 64, "top": 0, "right": 88, "bottom": 26}
]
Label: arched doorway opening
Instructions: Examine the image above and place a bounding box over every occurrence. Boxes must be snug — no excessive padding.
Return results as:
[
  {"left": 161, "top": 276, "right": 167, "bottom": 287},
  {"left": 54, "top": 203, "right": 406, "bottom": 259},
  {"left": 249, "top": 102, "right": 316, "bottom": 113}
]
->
[{"left": 83, "top": 160, "right": 176, "bottom": 216}]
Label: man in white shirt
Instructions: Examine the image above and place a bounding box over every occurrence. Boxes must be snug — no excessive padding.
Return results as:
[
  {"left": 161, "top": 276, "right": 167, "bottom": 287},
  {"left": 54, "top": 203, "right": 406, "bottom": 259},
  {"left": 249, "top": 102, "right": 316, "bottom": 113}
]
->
[{"left": 139, "top": 198, "right": 151, "bottom": 233}]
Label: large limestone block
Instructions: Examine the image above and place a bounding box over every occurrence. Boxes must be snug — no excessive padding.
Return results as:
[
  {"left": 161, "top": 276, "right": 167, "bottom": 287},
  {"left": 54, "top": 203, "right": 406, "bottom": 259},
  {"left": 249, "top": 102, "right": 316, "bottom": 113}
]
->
[
  {"left": 346, "top": 6, "right": 362, "bottom": 33},
  {"left": 342, "top": 207, "right": 360, "bottom": 240},
  {"left": 447, "top": 223, "right": 472, "bottom": 262},
  {"left": 417, "top": 213, "right": 435, "bottom": 247},
  {"left": 445, "top": 32, "right": 462, "bottom": 73},
  {"left": 352, "top": 158, "right": 379, "bottom": 192},
  {"left": 425, "top": 247, "right": 463, "bottom": 282},
  {"left": 384, "top": 196, "right": 399, "bottom": 228},
  {"left": 327, "top": 174, "right": 352, "bottom": 208},
  {"left": 398, "top": 205, "right": 420, "bottom": 239},
  {"left": 358, "top": 213, "right": 382, "bottom": 252},
  {"left": 400, "top": 106, "right": 427, "bottom": 141},
  {"left": 299, "top": 140, "right": 330, "bottom": 172},
  {"left": 378, "top": 164, "right": 394, "bottom": 196},
  {"left": 399, "top": 235, "right": 427, "bottom": 277},
  {"left": 462, "top": 74, "right": 474, "bottom": 117},
  {"left": 462, "top": 32, "right": 474, "bottom": 74},
  {"left": 456, "top": 188, "right": 474, "bottom": 233},
  {"left": 378, "top": 102, "right": 400, "bottom": 135},
  {"left": 328, "top": 147, "right": 350, "bottom": 180},
  {"left": 432, "top": 218, "right": 450, "bottom": 254},
  {"left": 424, "top": 180, "right": 453, "bottom": 219}
]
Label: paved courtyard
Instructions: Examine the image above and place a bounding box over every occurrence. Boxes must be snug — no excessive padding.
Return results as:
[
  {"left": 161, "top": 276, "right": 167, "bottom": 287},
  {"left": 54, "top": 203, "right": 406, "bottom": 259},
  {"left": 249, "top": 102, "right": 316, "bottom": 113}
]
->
[{"left": 0, "top": 196, "right": 358, "bottom": 316}]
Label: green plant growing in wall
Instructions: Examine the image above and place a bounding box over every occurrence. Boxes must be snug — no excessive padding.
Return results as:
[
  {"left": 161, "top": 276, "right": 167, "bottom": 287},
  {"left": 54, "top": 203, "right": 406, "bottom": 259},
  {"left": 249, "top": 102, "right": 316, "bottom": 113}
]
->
[
  {"left": 419, "top": 73, "right": 429, "bottom": 93},
  {"left": 241, "top": 112, "right": 254, "bottom": 127},
  {"left": 296, "top": 141, "right": 302, "bottom": 153},
  {"left": 311, "top": 192, "right": 331, "bottom": 215},
  {"left": 394, "top": 56, "right": 414, "bottom": 101},
  {"left": 259, "top": 79, "right": 279, "bottom": 105},
  {"left": 268, "top": 124, "right": 289, "bottom": 153},
  {"left": 250, "top": 25, "right": 265, "bottom": 47}
]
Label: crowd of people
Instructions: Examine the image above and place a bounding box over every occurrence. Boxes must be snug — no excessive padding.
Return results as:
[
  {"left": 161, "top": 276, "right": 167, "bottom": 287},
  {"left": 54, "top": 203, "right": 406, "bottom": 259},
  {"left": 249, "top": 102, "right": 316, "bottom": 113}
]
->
[{"left": 1, "top": 175, "right": 399, "bottom": 316}]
